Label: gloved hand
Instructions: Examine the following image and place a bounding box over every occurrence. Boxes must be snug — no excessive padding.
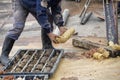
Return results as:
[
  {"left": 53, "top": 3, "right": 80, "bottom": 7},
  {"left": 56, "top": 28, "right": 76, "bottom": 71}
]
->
[
  {"left": 59, "top": 27, "right": 67, "bottom": 35},
  {"left": 48, "top": 27, "right": 67, "bottom": 43},
  {"left": 47, "top": 32, "right": 58, "bottom": 43}
]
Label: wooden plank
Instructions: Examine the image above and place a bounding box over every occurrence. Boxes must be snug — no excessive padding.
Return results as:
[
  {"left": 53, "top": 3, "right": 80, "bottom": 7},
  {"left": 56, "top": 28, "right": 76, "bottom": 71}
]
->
[
  {"left": 72, "top": 38, "right": 105, "bottom": 50},
  {"left": 72, "top": 38, "right": 120, "bottom": 57}
]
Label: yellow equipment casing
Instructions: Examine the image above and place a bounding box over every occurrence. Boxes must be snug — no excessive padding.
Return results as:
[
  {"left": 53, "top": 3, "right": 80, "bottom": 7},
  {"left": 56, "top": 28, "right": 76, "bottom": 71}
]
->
[{"left": 55, "top": 27, "right": 75, "bottom": 43}]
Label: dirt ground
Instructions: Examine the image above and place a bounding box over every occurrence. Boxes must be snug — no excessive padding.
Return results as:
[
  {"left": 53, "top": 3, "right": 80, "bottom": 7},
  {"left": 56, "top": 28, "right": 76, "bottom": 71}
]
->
[
  {"left": 50, "top": 56, "right": 120, "bottom": 80},
  {"left": 0, "top": 0, "right": 120, "bottom": 80},
  {"left": 49, "top": 37, "right": 120, "bottom": 80}
]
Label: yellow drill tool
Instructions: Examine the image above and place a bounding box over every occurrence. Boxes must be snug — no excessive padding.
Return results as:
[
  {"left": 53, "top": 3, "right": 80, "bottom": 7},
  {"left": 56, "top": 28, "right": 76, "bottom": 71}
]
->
[{"left": 54, "top": 27, "right": 75, "bottom": 43}]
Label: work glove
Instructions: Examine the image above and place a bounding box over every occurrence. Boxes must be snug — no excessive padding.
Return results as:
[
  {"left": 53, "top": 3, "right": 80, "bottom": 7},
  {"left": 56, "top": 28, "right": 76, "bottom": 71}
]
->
[
  {"left": 47, "top": 32, "right": 58, "bottom": 43},
  {"left": 59, "top": 27, "right": 67, "bottom": 35},
  {"left": 47, "top": 27, "right": 67, "bottom": 43}
]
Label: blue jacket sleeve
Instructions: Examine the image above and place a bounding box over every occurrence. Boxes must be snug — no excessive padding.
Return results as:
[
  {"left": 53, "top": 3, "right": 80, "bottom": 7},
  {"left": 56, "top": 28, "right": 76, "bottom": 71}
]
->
[{"left": 51, "top": 0, "right": 64, "bottom": 27}]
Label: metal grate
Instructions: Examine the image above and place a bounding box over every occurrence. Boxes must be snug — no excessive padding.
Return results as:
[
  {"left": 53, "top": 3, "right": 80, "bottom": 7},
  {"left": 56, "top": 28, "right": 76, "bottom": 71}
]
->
[{"left": 0, "top": 49, "right": 64, "bottom": 80}]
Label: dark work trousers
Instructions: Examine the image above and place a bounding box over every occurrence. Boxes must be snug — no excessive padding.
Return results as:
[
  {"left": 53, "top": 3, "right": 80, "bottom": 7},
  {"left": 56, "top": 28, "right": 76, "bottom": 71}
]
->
[
  {"left": 6, "top": 0, "right": 54, "bottom": 48},
  {"left": 41, "top": 9, "right": 54, "bottom": 49}
]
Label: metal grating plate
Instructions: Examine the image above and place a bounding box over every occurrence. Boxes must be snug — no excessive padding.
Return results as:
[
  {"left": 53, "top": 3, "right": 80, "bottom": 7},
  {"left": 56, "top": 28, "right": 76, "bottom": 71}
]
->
[{"left": 0, "top": 49, "right": 64, "bottom": 80}]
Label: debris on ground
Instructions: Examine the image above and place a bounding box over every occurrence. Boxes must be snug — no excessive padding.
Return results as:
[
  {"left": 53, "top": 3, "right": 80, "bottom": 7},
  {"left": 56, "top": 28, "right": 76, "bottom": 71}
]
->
[
  {"left": 3, "top": 75, "right": 14, "bottom": 80},
  {"left": 0, "top": 70, "right": 4, "bottom": 75},
  {"left": 82, "top": 47, "right": 109, "bottom": 60},
  {"left": 61, "top": 77, "right": 79, "bottom": 80}
]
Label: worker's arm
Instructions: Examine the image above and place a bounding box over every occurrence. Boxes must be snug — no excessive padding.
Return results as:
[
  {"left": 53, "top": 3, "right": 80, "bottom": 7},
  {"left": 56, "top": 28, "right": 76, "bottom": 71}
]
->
[
  {"left": 51, "top": 0, "right": 67, "bottom": 35},
  {"left": 36, "top": 0, "right": 59, "bottom": 41},
  {"left": 20, "top": 0, "right": 58, "bottom": 41}
]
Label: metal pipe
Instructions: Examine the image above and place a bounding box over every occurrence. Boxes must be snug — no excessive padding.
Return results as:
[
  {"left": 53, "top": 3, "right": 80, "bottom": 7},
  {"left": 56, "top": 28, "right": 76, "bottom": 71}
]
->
[
  {"left": 80, "top": 11, "right": 92, "bottom": 25},
  {"left": 103, "top": 0, "right": 118, "bottom": 44},
  {"left": 62, "top": 9, "right": 70, "bottom": 26}
]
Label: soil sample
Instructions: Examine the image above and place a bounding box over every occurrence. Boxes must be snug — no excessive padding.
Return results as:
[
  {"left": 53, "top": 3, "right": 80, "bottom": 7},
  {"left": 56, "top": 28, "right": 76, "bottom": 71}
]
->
[
  {"left": 29, "top": 64, "right": 34, "bottom": 68},
  {"left": 43, "top": 67, "right": 51, "bottom": 72},
  {"left": 24, "top": 54, "right": 31, "bottom": 60},
  {"left": 4, "top": 76, "right": 14, "bottom": 80},
  {"left": 34, "top": 70, "right": 40, "bottom": 73},
  {"left": 25, "top": 64, "right": 33, "bottom": 72},
  {"left": 33, "top": 56, "right": 39, "bottom": 60},
  {"left": 34, "top": 53, "right": 41, "bottom": 59},
  {"left": 40, "top": 56, "right": 48, "bottom": 64},
  {"left": 50, "top": 56, "right": 58, "bottom": 63},
  {"left": 47, "top": 61, "right": 54, "bottom": 67},
  {"left": 15, "top": 52, "right": 23, "bottom": 60},
  {"left": 44, "top": 49, "right": 53, "bottom": 56},
  {"left": 35, "top": 64, "right": 43, "bottom": 70},
  {"left": 25, "top": 67, "right": 31, "bottom": 72},
  {"left": 30, "top": 60, "right": 37, "bottom": 64},
  {"left": 22, "top": 54, "right": 29, "bottom": 59},
  {"left": 18, "top": 62, "right": 25, "bottom": 69},
  {"left": 23, "top": 60, "right": 36, "bottom": 72},
  {"left": 14, "top": 56, "right": 20, "bottom": 63},
  {"left": 15, "top": 67, "right": 21, "bottom": 72},
  {"left": 44, "top": 51, "right": 50, "bottom": 57},
  {"left": 22, "top": 59, "right": 28, "bottom": 63}
]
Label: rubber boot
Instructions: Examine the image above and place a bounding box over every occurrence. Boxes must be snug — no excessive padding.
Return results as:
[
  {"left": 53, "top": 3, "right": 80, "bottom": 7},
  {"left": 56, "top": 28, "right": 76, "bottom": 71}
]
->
[
  {"left": 41, "top": 9, "right": 55, "bottom": 49},
  {"left": 0, "top": 37, "right": 15, "bottom": 66},
  {"left": 41, "top": 28, "right": 54, "bottom": 49}
]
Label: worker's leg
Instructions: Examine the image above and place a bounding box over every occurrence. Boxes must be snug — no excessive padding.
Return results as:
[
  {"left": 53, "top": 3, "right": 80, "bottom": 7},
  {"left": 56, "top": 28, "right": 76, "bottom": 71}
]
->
[
  {"left": 41, "top": 11, "right": 54, "bottom": 49},
  {"left": 0, "top": 0, "right": 29, "bottom": 66},
  {"left": 34, "top": 5, "right": 54, "bottom": 49},
  {"left": 41, "top": 28, "right": 54, "bottom": 49},
  {"left": 0, "top": 37, "right": 15, "bottom": 66}
]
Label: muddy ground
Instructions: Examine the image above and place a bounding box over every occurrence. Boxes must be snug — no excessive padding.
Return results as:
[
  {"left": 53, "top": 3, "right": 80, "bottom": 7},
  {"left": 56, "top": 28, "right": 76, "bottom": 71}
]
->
[{"left": 0, "top": 0, "right": 120, "bottom": 80}]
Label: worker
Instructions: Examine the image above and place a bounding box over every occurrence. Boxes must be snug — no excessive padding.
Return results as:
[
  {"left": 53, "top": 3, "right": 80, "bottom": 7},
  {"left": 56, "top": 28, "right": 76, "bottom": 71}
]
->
[{"left": 0, "top": 0, "right": 67, "bottom": 66}]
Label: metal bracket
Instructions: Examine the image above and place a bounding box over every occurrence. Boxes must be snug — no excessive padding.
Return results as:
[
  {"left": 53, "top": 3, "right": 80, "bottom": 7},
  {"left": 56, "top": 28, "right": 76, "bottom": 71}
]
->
[
  {"left": 103, "top": 0, "right": 118, "bottom": 44},
  {"left": 79, "top": 0, "right": 92, "bottom": 25}
]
